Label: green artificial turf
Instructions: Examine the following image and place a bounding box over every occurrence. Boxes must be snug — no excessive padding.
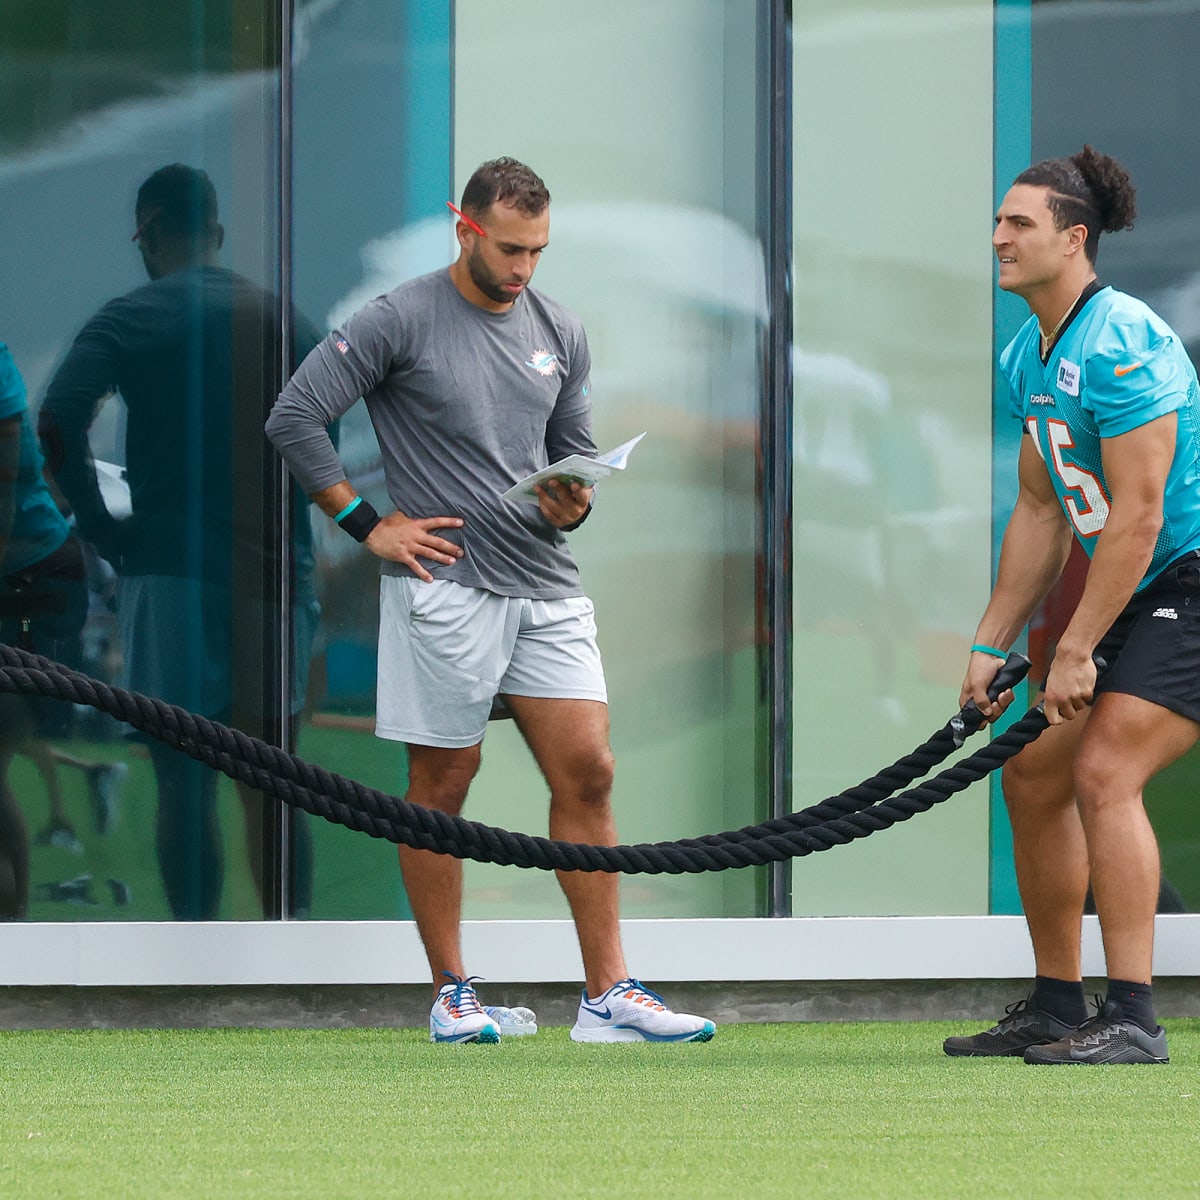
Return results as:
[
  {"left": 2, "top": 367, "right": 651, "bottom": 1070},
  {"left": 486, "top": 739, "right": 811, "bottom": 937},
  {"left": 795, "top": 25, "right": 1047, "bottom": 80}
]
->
[{"left": 3, "top": 1021, "right": 1199, "bottom": 1199}]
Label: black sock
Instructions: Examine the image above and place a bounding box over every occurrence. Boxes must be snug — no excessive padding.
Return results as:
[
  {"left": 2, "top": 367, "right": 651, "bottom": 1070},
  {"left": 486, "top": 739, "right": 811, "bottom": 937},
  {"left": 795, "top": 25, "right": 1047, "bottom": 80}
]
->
[
  {"left": 1106, "top": 979, "right": 1158, "bottom": 1034},
  {"left": 1032, "top": 975, "right": 1087, "bottom": 1026}
]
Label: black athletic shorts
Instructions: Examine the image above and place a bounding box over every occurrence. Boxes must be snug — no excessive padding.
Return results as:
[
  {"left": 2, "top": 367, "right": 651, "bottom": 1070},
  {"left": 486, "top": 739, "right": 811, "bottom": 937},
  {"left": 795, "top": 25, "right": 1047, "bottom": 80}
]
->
[
  {"left": 0, "top": 535, "right": 87, "bottom": 738},
  {"left": 1093, "top": 549, "right": 1200, "bottom": 724}
]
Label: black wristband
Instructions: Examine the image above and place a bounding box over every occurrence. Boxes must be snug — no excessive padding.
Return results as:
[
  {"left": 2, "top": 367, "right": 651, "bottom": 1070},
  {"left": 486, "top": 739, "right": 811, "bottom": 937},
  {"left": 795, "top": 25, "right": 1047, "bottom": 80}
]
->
[{"left": 337, "top": 499, "right": 382, "bottom": 542}]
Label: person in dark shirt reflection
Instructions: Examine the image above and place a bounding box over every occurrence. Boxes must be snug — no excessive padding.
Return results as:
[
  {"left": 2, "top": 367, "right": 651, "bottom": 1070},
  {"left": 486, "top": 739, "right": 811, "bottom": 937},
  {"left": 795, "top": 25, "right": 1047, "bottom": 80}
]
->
[{"left": 39, "top": 164, "right": 320, "bottom": 920}]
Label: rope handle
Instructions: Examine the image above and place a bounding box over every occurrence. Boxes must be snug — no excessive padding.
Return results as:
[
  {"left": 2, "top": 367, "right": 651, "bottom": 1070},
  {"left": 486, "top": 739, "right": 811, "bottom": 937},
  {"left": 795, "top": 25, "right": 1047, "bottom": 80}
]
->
[{"left": 951, "top": 651, "right": 1032, "bottom": 745}]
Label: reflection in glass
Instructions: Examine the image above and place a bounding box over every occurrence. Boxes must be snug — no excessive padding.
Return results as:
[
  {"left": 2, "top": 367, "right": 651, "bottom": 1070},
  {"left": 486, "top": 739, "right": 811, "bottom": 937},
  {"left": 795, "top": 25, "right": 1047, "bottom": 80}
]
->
[
  {"left": 37, "top": 165, "right": 318, "bottom": 919},
  {"left": 0, "top": 344, "right": 90, "bottom": 917},
  {"left": 1, "top": 0, "right": 296, "bottom": 922}
]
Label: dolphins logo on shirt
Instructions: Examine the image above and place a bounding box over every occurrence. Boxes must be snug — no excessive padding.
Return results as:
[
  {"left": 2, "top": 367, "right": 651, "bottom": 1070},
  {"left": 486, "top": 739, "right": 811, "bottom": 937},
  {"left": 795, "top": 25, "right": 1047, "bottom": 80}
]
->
[{"left": 526, "top": 350, "right": 559, "bottom": 377}]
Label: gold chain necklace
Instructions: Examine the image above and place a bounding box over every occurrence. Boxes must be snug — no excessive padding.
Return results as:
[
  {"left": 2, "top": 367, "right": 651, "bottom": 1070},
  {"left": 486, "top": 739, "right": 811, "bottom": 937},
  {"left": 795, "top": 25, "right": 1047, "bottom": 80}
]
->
[{"left": 1039, "top": 281, "right": 1093, "bottom": 352}]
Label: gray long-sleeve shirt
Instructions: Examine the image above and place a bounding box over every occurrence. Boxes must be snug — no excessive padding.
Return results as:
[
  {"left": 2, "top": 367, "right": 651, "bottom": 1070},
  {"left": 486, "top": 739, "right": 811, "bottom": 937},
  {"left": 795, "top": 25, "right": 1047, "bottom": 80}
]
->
[{"left": 266, "top": 268, "right": 596, "bottom": 599}]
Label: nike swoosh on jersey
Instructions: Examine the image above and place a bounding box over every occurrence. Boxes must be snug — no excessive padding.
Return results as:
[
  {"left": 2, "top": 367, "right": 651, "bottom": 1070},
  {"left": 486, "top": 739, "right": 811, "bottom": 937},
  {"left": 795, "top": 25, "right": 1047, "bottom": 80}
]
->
[{"left": 1114, "top": 361, "right": 1144, "bottom": 377}]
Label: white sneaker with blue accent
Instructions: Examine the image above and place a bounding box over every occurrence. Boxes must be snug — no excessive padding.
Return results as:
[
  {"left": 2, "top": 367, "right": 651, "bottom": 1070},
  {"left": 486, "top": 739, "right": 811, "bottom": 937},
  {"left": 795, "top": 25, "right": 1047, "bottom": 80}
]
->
[
  {"left": 570, "top": 979, "right": 716, "bottom": 1043},
  {"left": 429, "top": 974, "right": 500, "bottom": 1044}
]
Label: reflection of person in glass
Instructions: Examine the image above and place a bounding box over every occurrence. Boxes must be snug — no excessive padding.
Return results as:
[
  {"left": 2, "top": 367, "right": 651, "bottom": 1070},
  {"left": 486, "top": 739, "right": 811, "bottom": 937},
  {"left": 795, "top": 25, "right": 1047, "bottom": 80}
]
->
[
  {"left": 268, "top": 158, "right": 715, "bottom": 1044},
  {"left": 0, "top": 343, "right": 88, "bottom": 918},
  {"left": 946, "top": 147, "right": 1200, "bottom": 1065},
  {"left": 38, "top": 165, "right": 321, "bottom": 920}
]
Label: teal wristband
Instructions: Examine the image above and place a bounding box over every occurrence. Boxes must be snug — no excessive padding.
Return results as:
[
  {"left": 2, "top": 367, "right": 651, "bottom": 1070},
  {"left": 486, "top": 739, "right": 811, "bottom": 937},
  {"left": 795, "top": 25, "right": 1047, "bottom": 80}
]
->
[
  {"left": 334, "top": 496, "right": 362, "bottom": 523},
  {"left": 970, "top": 643, "right": 1007, "bottom": 659}
]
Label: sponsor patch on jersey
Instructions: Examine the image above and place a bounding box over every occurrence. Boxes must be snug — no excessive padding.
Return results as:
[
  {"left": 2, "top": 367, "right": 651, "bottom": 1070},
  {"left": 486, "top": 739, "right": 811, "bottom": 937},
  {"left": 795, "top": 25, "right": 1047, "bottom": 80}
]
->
[
  {"left": 1152, "top": 607, "right": 1178, "bottom": 620},
  {"left": 1029, "top": 393, "right": 1056, "bottom": 406},
  {"left": 334, "top": 337, "right": 350, "bottom": 355},
  {"left": 1056, "top": 359, "right": 1080, "bottom": 396},
  {"left": 526, "top": 349, "right": 559, "bottom": 377}
]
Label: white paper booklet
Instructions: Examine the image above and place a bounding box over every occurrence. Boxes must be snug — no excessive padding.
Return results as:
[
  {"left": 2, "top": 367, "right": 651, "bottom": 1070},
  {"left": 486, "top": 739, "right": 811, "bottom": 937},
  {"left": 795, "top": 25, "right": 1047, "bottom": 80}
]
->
[{"left": 500, "top": 432, "right": 647, "bottom": 504}]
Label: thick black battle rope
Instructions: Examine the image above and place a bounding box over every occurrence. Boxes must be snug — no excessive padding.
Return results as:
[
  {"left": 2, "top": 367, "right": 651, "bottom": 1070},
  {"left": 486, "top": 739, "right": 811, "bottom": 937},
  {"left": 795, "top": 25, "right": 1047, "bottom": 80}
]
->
[{"left": 0, "top": 643, "right": 1046, "bottom": 875}]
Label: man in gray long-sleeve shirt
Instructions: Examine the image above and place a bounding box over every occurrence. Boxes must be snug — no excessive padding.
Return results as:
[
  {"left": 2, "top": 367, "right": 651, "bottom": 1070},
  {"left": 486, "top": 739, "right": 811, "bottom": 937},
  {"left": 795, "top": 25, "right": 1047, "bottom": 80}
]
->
[{"left": 267, "top": 157, "right": 714, "bottom": 1045}]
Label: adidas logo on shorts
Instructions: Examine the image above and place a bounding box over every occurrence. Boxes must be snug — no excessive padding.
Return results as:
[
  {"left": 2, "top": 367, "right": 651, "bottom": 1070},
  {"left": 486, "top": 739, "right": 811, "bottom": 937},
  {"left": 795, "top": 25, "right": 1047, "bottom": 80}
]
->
[{"left": 1152, "top": 606, "right": 1179, "bottom": 619}]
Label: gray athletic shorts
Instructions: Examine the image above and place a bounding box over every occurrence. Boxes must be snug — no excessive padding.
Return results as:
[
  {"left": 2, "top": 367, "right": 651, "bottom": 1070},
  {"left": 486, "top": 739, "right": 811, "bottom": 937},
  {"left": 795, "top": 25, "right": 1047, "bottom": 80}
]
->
[{"left": 376, "top": 576, "right": 607, "bottom": 748}]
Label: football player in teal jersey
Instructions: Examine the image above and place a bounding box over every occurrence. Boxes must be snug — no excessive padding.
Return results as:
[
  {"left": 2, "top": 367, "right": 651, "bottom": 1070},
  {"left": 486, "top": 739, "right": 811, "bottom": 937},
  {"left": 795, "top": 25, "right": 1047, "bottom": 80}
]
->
[{"left": 944, "top": 147, "right": 1200, "bottom": 1065}]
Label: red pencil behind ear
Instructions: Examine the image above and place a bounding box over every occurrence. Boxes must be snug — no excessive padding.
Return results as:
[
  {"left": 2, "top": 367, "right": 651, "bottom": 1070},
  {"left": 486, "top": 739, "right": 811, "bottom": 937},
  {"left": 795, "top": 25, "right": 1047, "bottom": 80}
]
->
[{"left": 446, "top": 201, "right": 487, "bottom": 237}]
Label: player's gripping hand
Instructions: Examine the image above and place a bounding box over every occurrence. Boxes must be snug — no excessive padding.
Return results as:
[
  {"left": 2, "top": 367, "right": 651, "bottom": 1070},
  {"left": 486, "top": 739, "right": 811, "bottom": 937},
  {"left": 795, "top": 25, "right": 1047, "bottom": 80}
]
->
[
  {"left": 1040, "top": 643, "right": 1097, "bottom": 726},
  {"left": 366, "top": 511, "right": 464, "bottom": 582},
  {"left": 958, "top": 650, "right": 1016, "bottom": 724},
  {"left": 534, "top": 478, "right": 593, "bottom": 529}
]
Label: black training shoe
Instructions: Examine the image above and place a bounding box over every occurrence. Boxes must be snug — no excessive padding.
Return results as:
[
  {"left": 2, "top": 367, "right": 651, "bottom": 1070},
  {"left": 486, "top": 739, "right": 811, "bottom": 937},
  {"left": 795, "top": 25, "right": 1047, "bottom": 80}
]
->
[
  {"left": 943, "top": 998, "right": 1080, "bottom": 1057},
  {"left": 1023, "top": 999, "right": 1169, "bottom": 1065}
]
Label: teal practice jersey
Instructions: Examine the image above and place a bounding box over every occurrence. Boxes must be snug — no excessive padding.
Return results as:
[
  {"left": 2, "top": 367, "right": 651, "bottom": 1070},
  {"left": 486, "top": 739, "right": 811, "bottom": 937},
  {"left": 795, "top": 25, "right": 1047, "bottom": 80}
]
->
[
  {"left": 0, "top": 343, "right": 69, "bottom": 574},
  {"left": 1000, "top": 286, "right": 1200, "bottom": 591}
]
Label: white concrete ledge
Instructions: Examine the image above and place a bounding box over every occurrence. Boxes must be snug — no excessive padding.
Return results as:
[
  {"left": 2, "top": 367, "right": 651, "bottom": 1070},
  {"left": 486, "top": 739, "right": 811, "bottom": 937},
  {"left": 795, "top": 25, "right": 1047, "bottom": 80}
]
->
[{"left": 2, "top": 915, "right": 1198, "bottom": 986}]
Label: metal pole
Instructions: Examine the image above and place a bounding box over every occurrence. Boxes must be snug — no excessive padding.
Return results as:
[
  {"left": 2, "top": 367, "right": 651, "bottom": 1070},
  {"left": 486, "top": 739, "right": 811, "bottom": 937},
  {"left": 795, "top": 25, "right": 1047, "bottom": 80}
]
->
[
  {"left": 272, "top": 0, "right": 296, "bottom": 920},
  {"left": 760, "top": 0, "right": 794, "bottom": 917}
]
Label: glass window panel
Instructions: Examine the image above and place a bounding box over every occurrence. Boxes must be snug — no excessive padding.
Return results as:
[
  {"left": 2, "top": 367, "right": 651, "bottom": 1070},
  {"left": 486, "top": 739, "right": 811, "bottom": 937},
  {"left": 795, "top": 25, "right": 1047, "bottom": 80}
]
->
[
  {"left": 451, "top": 0, "right": 765, "bottom": 919},
  {"left": 288, "top": 0, "right": 453, "bottom": 919},
  {"left": 0, "top": 0, "right": 286, "bottom": 921},
  {"left": 1028, "top": 0, "right": 1200, "bottom": 915},
  {"left": 791, "top": 0, "right": 997, "bottom": 915}
]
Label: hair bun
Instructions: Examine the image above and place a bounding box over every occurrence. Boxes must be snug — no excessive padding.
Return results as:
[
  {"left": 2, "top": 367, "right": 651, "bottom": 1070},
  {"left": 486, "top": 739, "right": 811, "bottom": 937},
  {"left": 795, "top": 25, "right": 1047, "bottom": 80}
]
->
[{"left": 1072, "top": 145, "right": 1136, "bottom": 233}]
